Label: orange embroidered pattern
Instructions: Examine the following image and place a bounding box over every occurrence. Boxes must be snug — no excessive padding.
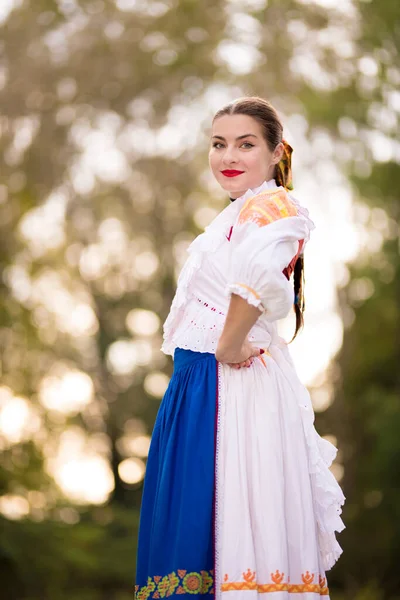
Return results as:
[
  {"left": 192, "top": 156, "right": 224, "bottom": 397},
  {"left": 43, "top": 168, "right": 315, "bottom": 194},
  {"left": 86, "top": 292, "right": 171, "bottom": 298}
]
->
[
  {"left": 238, "top": 188, "right": 298, "bottom": 228},
  {"left": 134, "top": 569, "right": 214, "bottom": 598},
  {"left": 221, "top": 569, "right": 329, "bottom": 596}
]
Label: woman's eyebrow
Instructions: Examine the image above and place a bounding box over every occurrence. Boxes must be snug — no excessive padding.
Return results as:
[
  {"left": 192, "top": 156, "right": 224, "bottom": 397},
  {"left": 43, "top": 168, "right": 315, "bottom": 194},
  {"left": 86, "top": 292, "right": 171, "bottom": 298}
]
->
[{"left": 211, "top": 133, "right": 258, "bottom": 141}]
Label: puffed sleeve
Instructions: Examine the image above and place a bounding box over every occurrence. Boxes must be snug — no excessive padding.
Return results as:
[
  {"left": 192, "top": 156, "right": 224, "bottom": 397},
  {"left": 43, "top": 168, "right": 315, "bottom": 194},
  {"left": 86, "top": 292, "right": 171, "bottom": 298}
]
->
[{"left": 226, "top": 188, "right": 311, "bottom": 322}]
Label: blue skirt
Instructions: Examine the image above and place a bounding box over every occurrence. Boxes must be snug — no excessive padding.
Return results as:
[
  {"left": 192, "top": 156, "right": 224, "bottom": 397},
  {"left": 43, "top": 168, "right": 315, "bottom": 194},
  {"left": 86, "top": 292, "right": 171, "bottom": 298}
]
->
[{"left": 135, "top": 348, "right": 218, "bottom": 599}]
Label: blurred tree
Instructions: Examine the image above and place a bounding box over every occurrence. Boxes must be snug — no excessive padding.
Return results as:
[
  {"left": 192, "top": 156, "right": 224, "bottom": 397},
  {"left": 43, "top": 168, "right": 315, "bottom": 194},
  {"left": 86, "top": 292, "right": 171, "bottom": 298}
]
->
[
  {"left": 324, "top": 165, "right": 400, "bottom": 598},
  {"left": 286, "top": 0, "right": 400, "bottom": 596},
  {"left": 1, "top": 1, "right": 232, "bottom": 597},
  {"left": 0, "top": 0, "right": 399, "bottom": 598}
]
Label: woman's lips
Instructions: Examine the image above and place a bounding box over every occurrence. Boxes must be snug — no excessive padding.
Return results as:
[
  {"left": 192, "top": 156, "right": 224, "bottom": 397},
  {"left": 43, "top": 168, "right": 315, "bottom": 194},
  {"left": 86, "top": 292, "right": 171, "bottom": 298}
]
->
[{"left": 221, "top": 170, "right": 244, "bottom": 178}]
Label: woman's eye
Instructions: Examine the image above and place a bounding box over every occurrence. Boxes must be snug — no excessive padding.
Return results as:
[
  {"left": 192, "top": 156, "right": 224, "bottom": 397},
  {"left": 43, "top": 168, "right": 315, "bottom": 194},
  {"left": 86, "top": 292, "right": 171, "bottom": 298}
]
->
[{"left": 212, "top": 142, "right": 254, "bottom": 149}]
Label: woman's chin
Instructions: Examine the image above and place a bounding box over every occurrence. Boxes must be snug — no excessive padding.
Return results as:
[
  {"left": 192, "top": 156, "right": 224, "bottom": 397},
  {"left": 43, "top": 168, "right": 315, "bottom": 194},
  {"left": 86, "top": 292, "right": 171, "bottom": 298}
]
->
[{"left": 218, "top": 177, "right": 247, "bottom": 194}]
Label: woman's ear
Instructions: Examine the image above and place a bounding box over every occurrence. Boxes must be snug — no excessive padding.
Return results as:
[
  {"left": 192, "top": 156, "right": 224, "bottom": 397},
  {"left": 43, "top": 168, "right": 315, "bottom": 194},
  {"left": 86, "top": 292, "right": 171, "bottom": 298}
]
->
[{"left": 272, "top": 142, "right": 284, "bottom": 165}]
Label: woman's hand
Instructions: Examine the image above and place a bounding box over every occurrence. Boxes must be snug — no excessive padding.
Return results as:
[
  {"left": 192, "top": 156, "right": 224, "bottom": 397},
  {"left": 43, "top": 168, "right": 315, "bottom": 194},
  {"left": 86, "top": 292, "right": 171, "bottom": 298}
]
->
[
  {"left": 215, "top": 339, "right": 263, "bottom": 369},
  {"left": 215, "top": 293, "right": 264, "bottom": 369}
]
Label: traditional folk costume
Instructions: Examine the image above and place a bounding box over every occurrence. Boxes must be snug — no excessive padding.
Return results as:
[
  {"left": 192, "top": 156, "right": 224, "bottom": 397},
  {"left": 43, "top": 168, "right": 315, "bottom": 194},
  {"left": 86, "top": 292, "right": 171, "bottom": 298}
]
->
[{"left": 135, "top": 178, "right": 345, "bottom": 600}]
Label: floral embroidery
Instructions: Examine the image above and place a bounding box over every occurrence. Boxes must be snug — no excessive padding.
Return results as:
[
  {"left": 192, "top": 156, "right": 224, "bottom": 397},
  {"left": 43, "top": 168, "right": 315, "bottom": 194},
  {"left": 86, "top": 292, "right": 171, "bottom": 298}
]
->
[
  {"left": 238, "top": 188, "right": 298, "bottom": 228},
  {"left": 183, "top": 572, "right": 203, "bottom": 593},
  {"left": 135, "top": 569, "right": 214, "bottom": 598},
  {"left": 221, "top": 569, "right": 329, "bottom": 596}
]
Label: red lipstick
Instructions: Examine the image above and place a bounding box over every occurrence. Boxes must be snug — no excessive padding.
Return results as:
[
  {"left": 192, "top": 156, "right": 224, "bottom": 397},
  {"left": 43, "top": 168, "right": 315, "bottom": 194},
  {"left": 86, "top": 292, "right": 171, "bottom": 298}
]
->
[{"left": 221, "top": 170, "right": 244, "bottom": 177}]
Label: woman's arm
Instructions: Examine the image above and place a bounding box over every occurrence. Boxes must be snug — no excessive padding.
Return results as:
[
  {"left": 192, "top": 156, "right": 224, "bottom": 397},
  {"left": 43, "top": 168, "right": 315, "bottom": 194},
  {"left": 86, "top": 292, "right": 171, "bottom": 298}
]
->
[
  {"left": 215, "top": 293, "right": 262, "bottom": 364},
  {"left": 216, "top": 191, "right": 311, "bottom": 367}
]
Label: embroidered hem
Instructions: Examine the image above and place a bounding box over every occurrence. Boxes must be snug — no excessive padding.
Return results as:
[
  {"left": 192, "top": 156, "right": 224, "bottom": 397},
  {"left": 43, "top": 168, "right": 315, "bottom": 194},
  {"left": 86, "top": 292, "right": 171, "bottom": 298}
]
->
[
  {"left": 134, "top": 569, "right": 214, "bottom": 598},
  {"left": 221, "top": 570, "right": 329, "bottom": 596}
]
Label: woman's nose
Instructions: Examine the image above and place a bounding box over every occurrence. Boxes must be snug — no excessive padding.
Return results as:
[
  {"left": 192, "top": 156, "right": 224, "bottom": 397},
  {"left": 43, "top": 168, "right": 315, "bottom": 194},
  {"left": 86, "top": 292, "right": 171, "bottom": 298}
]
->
[{"left": 222, "top": 146, "right": 239, "bottom": 164}]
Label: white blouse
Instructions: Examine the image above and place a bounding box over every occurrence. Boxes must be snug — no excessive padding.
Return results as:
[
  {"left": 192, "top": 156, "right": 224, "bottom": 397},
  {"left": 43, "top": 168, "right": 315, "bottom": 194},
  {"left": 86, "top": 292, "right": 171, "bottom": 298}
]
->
[{"left": 161, "top": 178, "right": 316, "bottom": 357}]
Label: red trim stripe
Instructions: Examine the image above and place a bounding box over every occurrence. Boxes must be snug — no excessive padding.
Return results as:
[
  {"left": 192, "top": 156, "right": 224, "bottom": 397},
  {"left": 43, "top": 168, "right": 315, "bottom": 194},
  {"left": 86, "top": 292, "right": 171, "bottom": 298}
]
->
[{"left": 213, "top": 359, "right": 219, "bottom": 598}]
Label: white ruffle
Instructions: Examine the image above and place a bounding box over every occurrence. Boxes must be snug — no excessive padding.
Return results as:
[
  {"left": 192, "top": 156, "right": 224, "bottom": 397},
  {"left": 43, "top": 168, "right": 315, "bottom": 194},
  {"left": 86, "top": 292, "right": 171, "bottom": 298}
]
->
[
  {"left": 225, "top": 282, "right": 265, "bottom": 312},
  {"left": 287, "top": 358, "right": 346, "bottom": 571},
  {"left": 307, "top": 428, "right": 346, "bottom": 570},
  {"left": 237, "top": 178, "right": 278, "bottom": 204},
  {"left": 287, "top": 190, "right": 316, "bottom": 247}
]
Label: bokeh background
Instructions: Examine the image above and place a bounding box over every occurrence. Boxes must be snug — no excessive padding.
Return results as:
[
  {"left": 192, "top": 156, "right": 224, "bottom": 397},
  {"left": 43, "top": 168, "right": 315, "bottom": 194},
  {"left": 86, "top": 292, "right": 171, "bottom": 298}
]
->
[{"left": 0, "top": 0, "right": 399, "bottom": 598}]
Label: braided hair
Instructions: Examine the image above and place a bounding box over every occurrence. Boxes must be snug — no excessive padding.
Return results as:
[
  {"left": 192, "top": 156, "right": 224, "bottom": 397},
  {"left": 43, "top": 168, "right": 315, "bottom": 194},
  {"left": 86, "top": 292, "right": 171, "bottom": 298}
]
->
[{"left": 290, "top": 255, "right": 305, "bottom": 342}]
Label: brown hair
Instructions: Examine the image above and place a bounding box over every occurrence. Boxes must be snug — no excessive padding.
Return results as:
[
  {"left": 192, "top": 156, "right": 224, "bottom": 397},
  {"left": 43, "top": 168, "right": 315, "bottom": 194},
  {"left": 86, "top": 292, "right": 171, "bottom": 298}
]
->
[{"left": 212, "top": 96, "right": 305, "bottom": 342}]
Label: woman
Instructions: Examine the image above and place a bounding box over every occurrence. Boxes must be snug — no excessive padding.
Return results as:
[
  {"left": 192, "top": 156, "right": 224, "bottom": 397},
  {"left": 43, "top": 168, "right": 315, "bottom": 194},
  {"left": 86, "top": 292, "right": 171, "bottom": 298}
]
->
[{"left": 134, "top": 97, "right": 345, "bottom": 599}]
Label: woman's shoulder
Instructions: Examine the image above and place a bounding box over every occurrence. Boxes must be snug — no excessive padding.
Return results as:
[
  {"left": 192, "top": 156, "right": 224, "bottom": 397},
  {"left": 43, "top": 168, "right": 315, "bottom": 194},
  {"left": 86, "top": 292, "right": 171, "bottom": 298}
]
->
[
  {"left": 236, "top": 186, "right": 316, "bottom": 240},
  {"left": 237, "top": 187, "right": 298, "bottom": 228}
]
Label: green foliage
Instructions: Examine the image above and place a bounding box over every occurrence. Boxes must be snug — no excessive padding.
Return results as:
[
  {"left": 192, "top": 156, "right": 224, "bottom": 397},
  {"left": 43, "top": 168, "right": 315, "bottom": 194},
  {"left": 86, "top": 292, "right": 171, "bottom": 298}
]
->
[{"left": 0, "top": 508, "right": 139, "bottom": 600}]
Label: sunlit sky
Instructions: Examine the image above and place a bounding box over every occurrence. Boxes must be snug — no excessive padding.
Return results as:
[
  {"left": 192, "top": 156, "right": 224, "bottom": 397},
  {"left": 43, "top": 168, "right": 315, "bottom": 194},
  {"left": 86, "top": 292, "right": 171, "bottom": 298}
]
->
[{"left": 1, "top": 0, "right": 398, "bottom": 514}]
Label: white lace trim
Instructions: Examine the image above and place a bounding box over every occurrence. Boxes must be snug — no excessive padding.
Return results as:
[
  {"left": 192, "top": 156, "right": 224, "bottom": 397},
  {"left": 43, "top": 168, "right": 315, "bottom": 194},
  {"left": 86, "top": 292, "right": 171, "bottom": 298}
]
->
[{"left": 161, "top": 296, "right": 227, "bottom": 356}]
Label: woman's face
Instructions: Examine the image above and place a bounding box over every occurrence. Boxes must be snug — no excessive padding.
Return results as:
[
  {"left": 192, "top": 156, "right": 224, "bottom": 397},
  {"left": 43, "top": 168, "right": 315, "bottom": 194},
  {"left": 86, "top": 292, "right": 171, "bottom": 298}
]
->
[{"left": 208, "top": 114, "right": 283, "bottom": 198}]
